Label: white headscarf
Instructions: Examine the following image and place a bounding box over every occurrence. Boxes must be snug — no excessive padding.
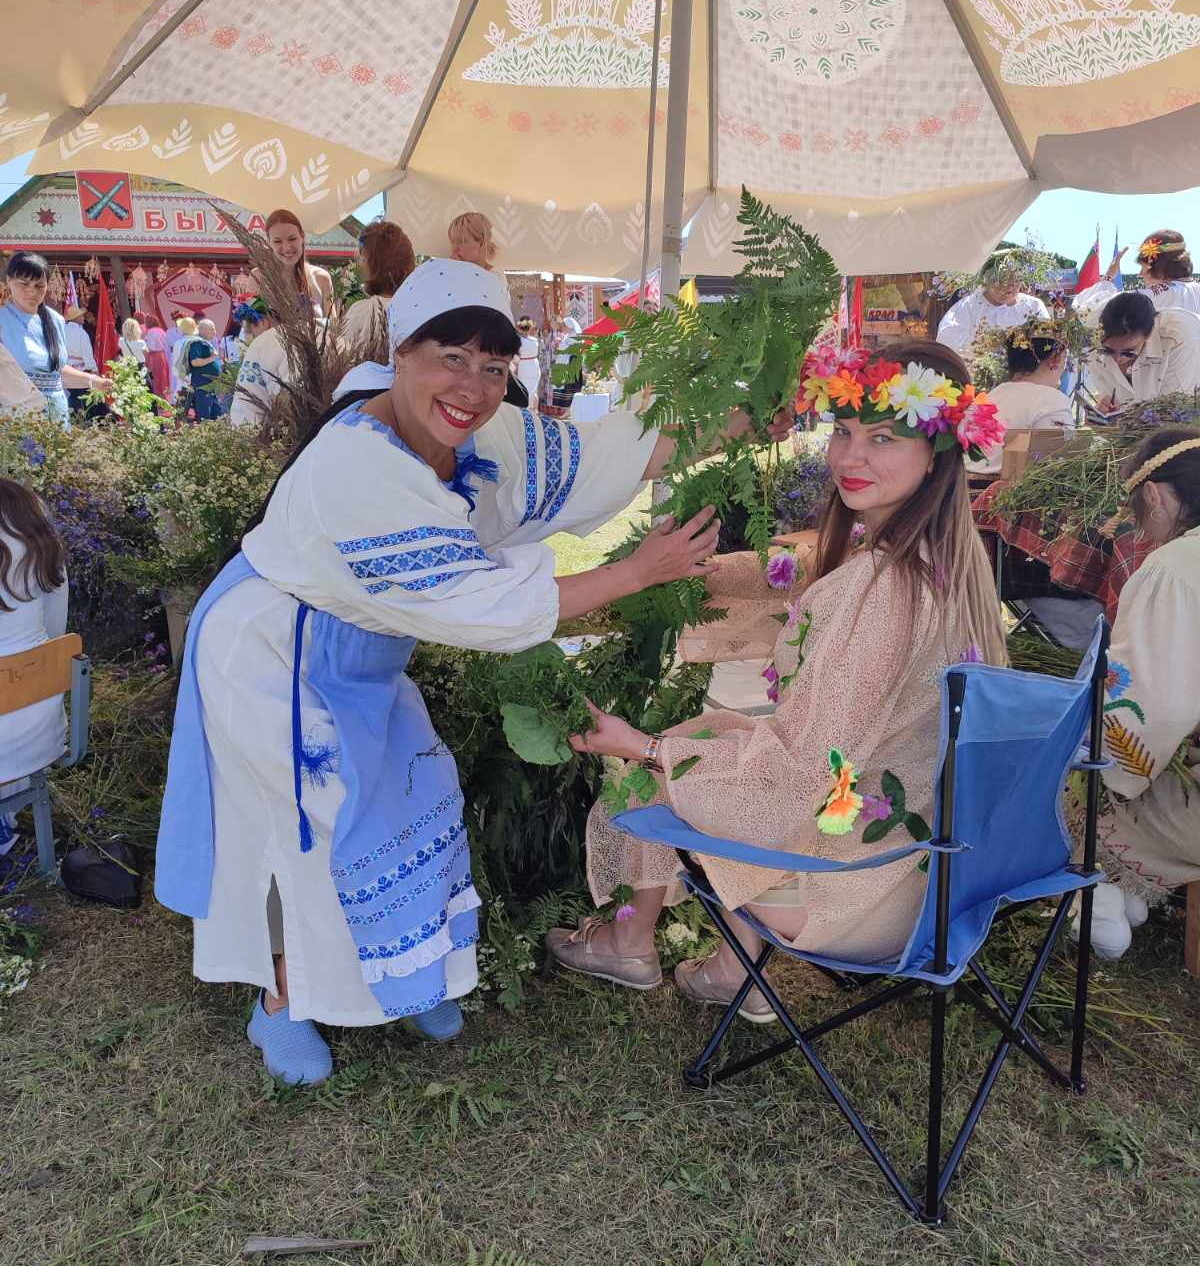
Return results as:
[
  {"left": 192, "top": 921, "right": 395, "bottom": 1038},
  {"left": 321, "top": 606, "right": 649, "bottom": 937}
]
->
[{"left": 334, "top": 259, "right": 514, "bottom": 400}]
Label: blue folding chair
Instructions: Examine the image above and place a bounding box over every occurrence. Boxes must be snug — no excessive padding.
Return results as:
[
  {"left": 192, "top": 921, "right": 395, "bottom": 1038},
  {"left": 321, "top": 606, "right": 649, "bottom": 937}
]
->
[
  {"left": 0, "top": 633, "right": 92, "bottom": 880},
  {"left": 613, "top": 619, "right": 1111, "bottom": 1224}
]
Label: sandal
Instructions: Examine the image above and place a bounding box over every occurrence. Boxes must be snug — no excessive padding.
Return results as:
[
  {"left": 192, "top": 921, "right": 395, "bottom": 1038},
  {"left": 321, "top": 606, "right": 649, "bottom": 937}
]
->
[
  {"left": 674, "top": 956, "right": 778, "bottom": 1024},
  {"left": 545, "top": 916, "right": 662, "bottom": 990}
]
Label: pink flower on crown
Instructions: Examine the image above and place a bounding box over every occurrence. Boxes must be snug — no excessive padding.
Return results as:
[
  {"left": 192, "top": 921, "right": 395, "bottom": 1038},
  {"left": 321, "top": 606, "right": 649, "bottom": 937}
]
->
[
  {"left": 803, "top": 345, "right": 841, "bottom": 379},
  {"left": 948, "top": 387, "right": 1005, "bottom": 453}
]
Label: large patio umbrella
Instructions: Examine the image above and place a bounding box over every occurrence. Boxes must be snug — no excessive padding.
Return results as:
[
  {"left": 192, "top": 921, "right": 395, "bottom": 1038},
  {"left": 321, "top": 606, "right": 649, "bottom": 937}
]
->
[{"left": 4, "top": 0, "right": 1200, "bottom": 280}]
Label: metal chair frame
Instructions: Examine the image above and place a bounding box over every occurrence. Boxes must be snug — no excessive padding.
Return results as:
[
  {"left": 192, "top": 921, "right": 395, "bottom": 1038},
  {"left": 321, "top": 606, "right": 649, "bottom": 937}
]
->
[{"left": 666, "top": 636, "right": 1110, "bottom": 1225}]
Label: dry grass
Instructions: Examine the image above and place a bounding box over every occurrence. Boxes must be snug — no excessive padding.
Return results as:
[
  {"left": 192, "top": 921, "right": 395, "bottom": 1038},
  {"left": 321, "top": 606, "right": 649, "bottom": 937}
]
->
[{"left": 3, "top": 887, "right": 1199, "bottom": 1266}]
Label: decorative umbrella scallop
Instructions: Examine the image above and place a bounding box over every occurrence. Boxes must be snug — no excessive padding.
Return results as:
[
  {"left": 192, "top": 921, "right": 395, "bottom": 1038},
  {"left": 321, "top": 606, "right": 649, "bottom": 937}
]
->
[{"left": 2, "top": 0, "right": 1199, "bottom": 275}]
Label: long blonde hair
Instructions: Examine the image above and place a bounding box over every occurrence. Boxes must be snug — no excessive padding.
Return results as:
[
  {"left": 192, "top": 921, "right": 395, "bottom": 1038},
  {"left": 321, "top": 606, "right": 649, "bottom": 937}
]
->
[{"left": 813, "top": 339, "right": 1006, "bottom": 666}]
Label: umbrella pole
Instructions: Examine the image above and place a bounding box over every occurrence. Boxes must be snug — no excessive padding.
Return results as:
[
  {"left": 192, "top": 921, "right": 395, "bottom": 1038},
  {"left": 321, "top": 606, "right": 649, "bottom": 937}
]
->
[{"left": 658, "top": 0, "right": 694, "bottom": 301}]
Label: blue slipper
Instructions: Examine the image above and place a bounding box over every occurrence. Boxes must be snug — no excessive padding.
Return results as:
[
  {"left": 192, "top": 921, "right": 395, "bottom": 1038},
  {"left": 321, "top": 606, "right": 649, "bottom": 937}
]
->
[
  {"left": 410, "top": 998, "right": 464, "bottom": 1042},
  {"left": 247, "top": 993, "right": 333, "bottom": 1085}
]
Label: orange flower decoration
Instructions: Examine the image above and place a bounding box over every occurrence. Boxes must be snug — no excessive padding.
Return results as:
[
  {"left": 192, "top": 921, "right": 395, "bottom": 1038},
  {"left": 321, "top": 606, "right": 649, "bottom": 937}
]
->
[
  {"left": 1141, "top": 238, "right": 1162, "bottom": 261},
  {"left": 815, "top": 749, "right": 863, "bottom": 835},
  {"left": 827, "top": 370, "right": 865, "bottom": 410}
]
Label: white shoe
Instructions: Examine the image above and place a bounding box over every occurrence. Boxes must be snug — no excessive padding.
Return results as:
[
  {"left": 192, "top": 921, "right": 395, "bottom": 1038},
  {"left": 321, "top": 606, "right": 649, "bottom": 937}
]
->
[
  {"left": 1073, "top": 883, "right": 1132, "bottom": 961},
  {"left": 1122, "top": 890, "right": 1149, "bottom": 929}
]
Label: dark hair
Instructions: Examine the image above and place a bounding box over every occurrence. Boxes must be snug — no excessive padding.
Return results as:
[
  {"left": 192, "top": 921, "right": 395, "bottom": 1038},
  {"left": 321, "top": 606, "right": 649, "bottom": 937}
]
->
[
  {"left": 1101, "top": 291, "right": 1156, "bottom": 339},
  {"left": 1138, "top": 229, "right": 1193, "bottom": 281},
  {"left": 517, "top": 316, "right": 535, "bottom": 333},
  {"left": 1123, "top": 425, "right": 1200, "bottom": 536},
  {"left": 5, "top": 251, "right": 61, "bottom": 372},
  {"left": 360, "top": 222, "right": 416, "bottom": 297},
  {"left": 233, "top": 306, "right": 520, "bottom": 556},
  {"left": 0, "top": 478, "right": 66, "bottom": 612},
  {"left": 814, "top": 337, "right": 1006, "bottom": 665},
  {"left": 1006, "top": 333, "right": 1062, "bottom": 376}
]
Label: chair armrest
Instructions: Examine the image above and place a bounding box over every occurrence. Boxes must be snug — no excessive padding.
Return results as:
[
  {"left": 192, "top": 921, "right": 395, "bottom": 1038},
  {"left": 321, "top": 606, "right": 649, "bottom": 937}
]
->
[
  {"left": 612, "top": 805, "right": 966, "bottom": 876},
  {"left": 58, "top": 655, "right": 91, "bottom": 769}
]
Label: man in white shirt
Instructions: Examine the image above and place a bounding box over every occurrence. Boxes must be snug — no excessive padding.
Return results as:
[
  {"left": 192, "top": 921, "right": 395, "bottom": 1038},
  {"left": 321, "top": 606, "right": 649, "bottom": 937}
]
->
[
  {"left": 63, "top": 306, "right": 99, "bottom": 417},
  {"left": 937, "top": 266, "right": 1049, "bottom": 355}
]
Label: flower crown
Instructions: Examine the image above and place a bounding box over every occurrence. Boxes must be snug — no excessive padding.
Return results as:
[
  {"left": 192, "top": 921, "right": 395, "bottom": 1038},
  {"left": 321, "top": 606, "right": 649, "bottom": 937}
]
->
[
  {"left": 799, "top": 346, "right": 1006, "bottom": 462},
  {"left": 1138, "top": 236, "right": 1187, "bottom": 264}
]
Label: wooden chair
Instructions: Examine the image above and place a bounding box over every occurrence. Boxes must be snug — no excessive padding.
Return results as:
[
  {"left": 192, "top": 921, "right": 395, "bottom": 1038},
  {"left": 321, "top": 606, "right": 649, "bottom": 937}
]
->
[{"left": 0, "top": 634, "right": 91, "bottom": 880}]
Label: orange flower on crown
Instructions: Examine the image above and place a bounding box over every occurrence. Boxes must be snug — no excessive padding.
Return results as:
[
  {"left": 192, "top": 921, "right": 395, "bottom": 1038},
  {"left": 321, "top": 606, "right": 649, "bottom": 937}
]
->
[
  {"left": 1140, "top": 238, "right": 1163, "bottom": 261},
  {"left": 827, "top": 369, "right": 865, "bottom": 411}
]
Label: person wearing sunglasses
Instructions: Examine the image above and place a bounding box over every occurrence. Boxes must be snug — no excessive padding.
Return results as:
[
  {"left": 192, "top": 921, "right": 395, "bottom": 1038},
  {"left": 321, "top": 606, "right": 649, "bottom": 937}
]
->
[{"left": 1085, "top": 291, "right": 1200, "bottom": 415}]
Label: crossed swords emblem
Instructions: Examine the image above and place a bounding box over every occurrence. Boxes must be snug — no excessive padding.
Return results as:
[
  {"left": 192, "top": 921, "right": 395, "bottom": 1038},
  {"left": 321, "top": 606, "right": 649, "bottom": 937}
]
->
[{"left": 80, "top": 177, "right": 130, "bottom": 223}]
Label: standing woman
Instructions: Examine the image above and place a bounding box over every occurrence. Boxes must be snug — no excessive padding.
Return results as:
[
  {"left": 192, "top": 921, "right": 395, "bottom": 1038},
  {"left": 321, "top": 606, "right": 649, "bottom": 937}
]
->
[
  {"left": 1076, "top": 230, "right": 1200, "bottom": 321},
  {"left": 142, "top": 314, "right": 171, "bottom": 399},
  {"left": 253, "top": 210, "right": 335, "bottom": 318},
  {"left": 0, "top": 253, "right": 111, "bottom": 425},
  {"left": 448, "top": 212, "right": 498, "bottom": 272},
  {"left": 155, "top": 260, "right": 769, "bottom": 1086},
  {"left": 118, "top": 316, "right": 149, "bottom": 381},
  {"left": 514, "top": 316, "right": 541, "bottom": 412},
  {"left": 341, "top": 220, "right": 416, "bottom": 353}
]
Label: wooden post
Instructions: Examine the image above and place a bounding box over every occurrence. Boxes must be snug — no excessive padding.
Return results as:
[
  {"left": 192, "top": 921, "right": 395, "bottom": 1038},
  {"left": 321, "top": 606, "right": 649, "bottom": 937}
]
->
[
  {"left": 1185, "top": 882, "right": 1199, "bottom": 978},
  {"left": 108, "top": 254, "right": 132, "bottom": 324}
]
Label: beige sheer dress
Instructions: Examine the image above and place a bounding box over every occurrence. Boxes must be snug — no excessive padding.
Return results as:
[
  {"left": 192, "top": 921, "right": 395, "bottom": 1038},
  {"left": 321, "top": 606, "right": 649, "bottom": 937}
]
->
[{"left": 587, "top": 548, "right": 972, "bottom": 963}]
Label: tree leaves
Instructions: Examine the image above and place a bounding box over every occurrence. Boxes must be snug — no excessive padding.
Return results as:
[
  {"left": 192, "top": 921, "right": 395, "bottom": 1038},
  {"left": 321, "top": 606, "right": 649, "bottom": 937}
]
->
[
  {"left": 500, "top": 704, "right": 573, "bottom": 766},
  {"left": 670, "top": 755, "right": 702, "bottom": 780}
]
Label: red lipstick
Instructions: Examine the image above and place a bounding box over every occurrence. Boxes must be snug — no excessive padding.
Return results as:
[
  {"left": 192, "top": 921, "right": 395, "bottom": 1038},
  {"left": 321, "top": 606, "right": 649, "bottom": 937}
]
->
[{"left": 839, "top": 477, "right": 873, "bottom": 492}]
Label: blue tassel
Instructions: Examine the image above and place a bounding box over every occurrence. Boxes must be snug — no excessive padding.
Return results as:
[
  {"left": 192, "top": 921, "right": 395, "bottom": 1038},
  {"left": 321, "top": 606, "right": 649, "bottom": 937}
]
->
[
  {"left": 449, "top": 449, "right": 499, "bottom": 510},
  {"left": 298, "top": 808, "right": 316, "bottom": 854},
  {"left": 299, "top": 735, "right": 339, "bottom": 789}
]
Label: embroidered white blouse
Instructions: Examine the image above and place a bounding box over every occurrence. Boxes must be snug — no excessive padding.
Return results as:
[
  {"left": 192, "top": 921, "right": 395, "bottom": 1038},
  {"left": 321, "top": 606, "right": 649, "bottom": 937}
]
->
[
  {"left": 241, "top": 402, "right": 658, "bottom": 651},
  {"left": 935, "top": 291, "right": 1050, "bottom": 355},
  {"left": 230, "top": 327, "right": 289, "bottom": 429}
]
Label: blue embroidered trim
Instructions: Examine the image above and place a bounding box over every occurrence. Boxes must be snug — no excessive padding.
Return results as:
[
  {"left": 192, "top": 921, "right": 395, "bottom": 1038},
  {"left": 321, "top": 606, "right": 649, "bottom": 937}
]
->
[
  {"left": 536, "top": 416, "right": 564, "bottom": 520},
  {"left": 338, "top": 822, "right": 465, "bottom": 907},
  {"left": 521, "top": 409, "right": 538, "bottom": 524},
  {"left": 543, "top": 422, "right": 581, "bottom": 523},
  {"left": 342, "top": 848, "right": 470, "bottom": 927},
  {"left": 331, "top": 791, "right": 464, "bottom": 879},
  {"left": 335, "top": 526, "right": 478, "bottom": 556},
  {"left": 365, "top": 565, "right": 498, "bottom": 595},
  {"left": 348, "top": 542, "right": 490, "bottom": 580},
  {"left": 333, "top": 406, "right": 410, "bottom": 452},
  {"left": 378, "top": 937, "right": 478, "bottom": 1016},
  {"left": 356, "top": 878, "right": 475, "bottom": 960}
]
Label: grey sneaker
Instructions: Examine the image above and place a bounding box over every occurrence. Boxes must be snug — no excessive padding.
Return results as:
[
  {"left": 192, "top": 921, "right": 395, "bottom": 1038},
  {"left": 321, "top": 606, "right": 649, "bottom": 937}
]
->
[
  {"left": 545, "top": 917, "right": 662, "bottom": 991},
  {"left": 674, "top": 956, "right": 778, "bottom": 1024}
]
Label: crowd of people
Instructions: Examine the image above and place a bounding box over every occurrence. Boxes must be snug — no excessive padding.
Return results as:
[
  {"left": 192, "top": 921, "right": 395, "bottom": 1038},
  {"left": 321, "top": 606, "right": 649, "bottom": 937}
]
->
[{"left": 0, "top": 216, "right": 1198, "bottom": 1086}]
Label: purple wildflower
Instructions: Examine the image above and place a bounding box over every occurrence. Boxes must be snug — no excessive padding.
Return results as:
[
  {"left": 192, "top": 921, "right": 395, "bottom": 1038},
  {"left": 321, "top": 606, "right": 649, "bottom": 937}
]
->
[
  {"left": 614, "top": 904, "right": 636, "bottom": 922},
  {"left": 766, "top": 551, "right": 799, "bottom": 590},
  {"left": 861, "top": 795, "right": 892, "bottom": 822},
  {"left": 959, "top": 644, "right": 983, "bottom": 664},
  {"left": 849, "top": 523, "right": 866, "bottom": 544}
]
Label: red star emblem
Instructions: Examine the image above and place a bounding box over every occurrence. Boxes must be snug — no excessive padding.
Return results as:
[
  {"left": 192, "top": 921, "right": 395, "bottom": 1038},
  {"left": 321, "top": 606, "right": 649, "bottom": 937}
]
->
[{"left": 36, "top": 207, "right": 57, "bottom": 226}]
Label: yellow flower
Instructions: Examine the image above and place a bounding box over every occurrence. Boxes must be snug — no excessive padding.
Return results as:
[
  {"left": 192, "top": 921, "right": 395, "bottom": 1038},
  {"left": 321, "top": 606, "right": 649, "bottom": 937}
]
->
[{"left": 801, "top": 376, "right": 831, "bottom": 414}]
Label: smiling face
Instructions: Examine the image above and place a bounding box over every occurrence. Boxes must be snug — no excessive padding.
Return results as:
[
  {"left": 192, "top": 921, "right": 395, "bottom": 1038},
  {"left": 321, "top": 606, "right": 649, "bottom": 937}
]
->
[
  {"left": 7, "top": 271, "right": 48, "bottom": 314},
  {"left": 268, "top": 222, "right": 305, "bottom": 266},
  {"left": 391, "top": 337, "right": 510, "bottom": 450},
  {"left": 827, "top": 415, "right": 934, "bottom": 530}
]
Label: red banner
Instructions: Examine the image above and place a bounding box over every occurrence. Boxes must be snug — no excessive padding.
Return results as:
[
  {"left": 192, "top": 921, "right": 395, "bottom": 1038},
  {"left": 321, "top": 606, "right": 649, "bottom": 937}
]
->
[{"left": 75, "top": 171, "right": 134, "bottom": 231}]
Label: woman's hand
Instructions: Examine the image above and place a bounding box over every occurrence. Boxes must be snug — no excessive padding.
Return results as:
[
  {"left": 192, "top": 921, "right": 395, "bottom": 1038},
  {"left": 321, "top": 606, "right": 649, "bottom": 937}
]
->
[
  {"left": 569, "top": 701, "right": 648, "bottom": 761},
  {"left": 628, "top": 506, "right": 720, "bottom": 586},
  {"left": 724, "top": 406, "right": 795, "bottom": 445},
  {"left": 1105, "top": 248, "right": 1128, "bottom": 282}
]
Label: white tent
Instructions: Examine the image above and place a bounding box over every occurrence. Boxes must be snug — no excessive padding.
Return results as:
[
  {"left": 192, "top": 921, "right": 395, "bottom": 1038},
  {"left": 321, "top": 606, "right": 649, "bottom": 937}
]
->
[{"left": 3, "top": 0, "right": 1200, "bottom": 279}]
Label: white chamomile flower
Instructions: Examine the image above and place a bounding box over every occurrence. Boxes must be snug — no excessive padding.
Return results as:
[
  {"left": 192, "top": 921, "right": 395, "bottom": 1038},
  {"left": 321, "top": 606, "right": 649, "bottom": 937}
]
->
[
  {"left": 888, "top": 364, "right": 943, "bottom": 425},
  {"left": 664, "top": 922, "right": 697, "bottom": 947}
]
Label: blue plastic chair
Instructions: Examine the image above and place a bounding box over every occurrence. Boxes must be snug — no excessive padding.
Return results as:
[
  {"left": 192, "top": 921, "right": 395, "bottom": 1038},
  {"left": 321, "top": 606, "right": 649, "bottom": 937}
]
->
[
  {"left": 613, "top": 619, "right": 1111, "bottom": 1224},
  {"left": 0, "top": 633, "right": 92, "bottom": 880}
]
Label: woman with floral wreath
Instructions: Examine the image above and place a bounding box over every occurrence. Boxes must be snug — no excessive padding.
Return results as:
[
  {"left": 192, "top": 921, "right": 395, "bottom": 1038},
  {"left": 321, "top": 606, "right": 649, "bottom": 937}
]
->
[
  {"left": 1077, "top": 230, "right": 1200, "bottom": 322},
  {"left": 549, "top": 340, "right": 1007, "bottom": 1018}
]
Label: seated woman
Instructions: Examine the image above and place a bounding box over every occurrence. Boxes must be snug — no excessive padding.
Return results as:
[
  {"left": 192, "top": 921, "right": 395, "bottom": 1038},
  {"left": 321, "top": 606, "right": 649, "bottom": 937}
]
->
[
  {"left": 1081, "top": 427, "right": 1200, "bottom": 958},
  {"left": 1085, "top": 292, "right": 1200, "bottom": 415},
  {"left": 0, "top": 478, "right": 68, "bottom": 853},
  {"left": 549, "top": 341, "right": 1006, "bottom": 1016},
  {"left": 967, "top": 322, "right": 1073, "bottom": 476}
]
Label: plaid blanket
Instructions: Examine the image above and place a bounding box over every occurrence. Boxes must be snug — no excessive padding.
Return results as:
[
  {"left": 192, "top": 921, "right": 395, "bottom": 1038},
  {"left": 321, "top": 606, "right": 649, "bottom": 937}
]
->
[{"left": 972, "top": 481, "right": 1152, "bottom": 623}]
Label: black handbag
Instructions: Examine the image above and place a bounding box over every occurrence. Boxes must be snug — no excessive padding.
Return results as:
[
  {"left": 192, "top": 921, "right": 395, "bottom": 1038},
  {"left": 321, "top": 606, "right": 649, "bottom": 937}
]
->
[{"left": 61, "top": 837, "right": 142, "bottom": 909}]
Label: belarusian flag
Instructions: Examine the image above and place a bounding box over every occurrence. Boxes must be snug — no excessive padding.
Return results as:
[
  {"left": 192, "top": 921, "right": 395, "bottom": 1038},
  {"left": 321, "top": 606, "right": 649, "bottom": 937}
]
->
[{"left": 1075, "top": 231, "right": 1101, "bottom": 292}]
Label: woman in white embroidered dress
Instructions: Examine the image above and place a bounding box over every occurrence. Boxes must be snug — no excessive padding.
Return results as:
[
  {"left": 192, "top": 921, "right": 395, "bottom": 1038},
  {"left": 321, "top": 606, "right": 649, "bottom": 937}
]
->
[
  {"left": 1076, "top": 230, "right": 1200, "bottom": 323},
  {"left": 1075, "top": 428, "right": 1200, "bottom": 959},
  {"left": 1084, "top": 292, "right": 1200, "bottom": 414},
  {"left": 156, "top": 261, "right": 783, "bottom": 1085},
  {"left": 548, "top": 341, "right": 1007, "bottom": 1019}
]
